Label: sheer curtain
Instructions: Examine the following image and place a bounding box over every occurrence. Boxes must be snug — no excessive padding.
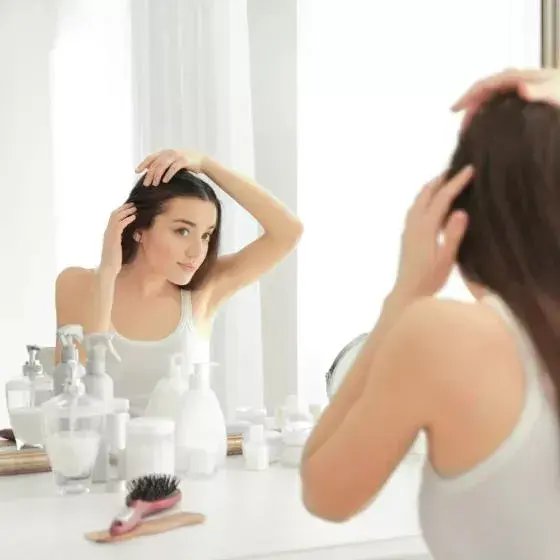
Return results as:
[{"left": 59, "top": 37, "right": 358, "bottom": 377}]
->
[
  {"left": 297, "top": 0, "right": 541, "bottom": 405},
  {"left": 129, "top": 0, "right": 263, "bottom": 420}
]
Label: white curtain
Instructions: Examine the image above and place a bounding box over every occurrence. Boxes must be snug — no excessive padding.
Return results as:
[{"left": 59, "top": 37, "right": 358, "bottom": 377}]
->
[{"left": 130, "top": 0, "right": 264, "bottom": 420}]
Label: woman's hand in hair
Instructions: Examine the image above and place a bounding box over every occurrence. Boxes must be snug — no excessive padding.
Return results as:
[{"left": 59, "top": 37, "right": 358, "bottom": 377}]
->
[
  {"left": 452, "top": 68, "right": 560, "bottom": 129},
  {"left": 136, "top": 149, "right": 206, "bottom": 187},
  {"left": 99, "top": 203, "right": 137, "bottom": 278},
  {"left": 394, "top": 166, "right": 473, "bottom": 300}
]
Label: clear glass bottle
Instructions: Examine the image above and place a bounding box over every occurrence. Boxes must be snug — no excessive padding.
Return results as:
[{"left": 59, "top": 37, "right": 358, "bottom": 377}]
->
[{"left": 41, "top": 360, "right": 106, "bottom": 495}]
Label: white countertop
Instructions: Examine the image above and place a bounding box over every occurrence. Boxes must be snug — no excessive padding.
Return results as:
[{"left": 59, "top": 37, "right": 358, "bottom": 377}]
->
[{"left": 0, "top": 455, "right": 430, "bottom": 560}]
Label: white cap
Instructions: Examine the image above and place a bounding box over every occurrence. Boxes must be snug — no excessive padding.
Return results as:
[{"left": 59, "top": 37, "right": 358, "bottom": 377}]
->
[{"left": 126, "top": 417, "right": 175, "bottom": 437}]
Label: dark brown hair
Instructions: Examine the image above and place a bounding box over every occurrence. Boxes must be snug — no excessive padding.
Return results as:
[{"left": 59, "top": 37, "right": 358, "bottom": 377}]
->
[
  {"left": 447, "top": 91, "right": 560, "bottom": 406},
  {"left": 122, "top": 169, "right": 222, "bottom": 290}
]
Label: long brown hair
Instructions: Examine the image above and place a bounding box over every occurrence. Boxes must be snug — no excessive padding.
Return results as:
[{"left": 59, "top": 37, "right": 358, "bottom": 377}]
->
[
  {"left": 121, "top": 169, "right": 222, "bottom": 290},
  {"left": 447, "top": 91, "right": 560, "bottom": 406}
]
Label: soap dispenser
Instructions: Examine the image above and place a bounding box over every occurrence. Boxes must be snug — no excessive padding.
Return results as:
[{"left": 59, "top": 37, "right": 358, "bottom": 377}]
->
[
  {"left": 175, "top": 362, "right": 227, "bottom": 477},
  {"left": 41, "top": 359, "right": 106, "bottom": 495},
  {"left": 25, "top": 344, "right": 53, "bottom": 407},
  {"left": 53, "top": 325, "right": 86, "bottom": 396},
  {"left": 145, "top": 353, "right": 191, "bottom": 420},
  {"left": 5, "top": 344, "right": 52, "bottom": 449}
]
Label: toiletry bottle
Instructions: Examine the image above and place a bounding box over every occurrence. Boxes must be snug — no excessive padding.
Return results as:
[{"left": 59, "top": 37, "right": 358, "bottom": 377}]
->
[
  {"left": 6, "top": 345, "right": 53, "bottom": 450},
  {"left": 53, "top": 325, "right": 86, "bottom": 396},
  {"left": 24, "top": 345, "right": 53, "bottom": 407},
  {"left": 145, "top": 353, "right": 191, "bottom": 420},
  {"left": 41, "top": 360, "right": 106, "bottom": 495},
  {"left": 244, "top": 424, "right": 270, "bottom": 471},
  {"left": 83, "top": 333, "right": 119, "bottom": 484},
  {"left": 175, "top": 362, "right": 227, "bottom": 477}
]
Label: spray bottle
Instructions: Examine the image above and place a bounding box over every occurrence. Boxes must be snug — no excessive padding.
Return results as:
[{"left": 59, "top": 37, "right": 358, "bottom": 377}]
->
[
  {"left": 83, "top": 332, "right": 120, "bottom": 484},
  {"left": 83, "top": 333, "right": 119, "bottom": 404},
  {"left": 53, "top": 325, "right": 86, "bottom": 396}
]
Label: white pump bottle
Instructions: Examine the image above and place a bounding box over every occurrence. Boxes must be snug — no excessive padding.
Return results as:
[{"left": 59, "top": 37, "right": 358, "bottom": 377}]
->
[{"left": 174, "top": 362, "right": 227, "bottom": 477}]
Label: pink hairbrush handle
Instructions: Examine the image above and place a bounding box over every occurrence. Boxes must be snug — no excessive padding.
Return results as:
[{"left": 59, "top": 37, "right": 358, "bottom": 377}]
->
[{"left": 109, "top": 492, "right": 182, "bottom": 536}]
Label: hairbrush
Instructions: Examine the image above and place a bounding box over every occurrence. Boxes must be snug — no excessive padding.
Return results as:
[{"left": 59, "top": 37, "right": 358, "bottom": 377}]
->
[{"left": 109, "top": 473, "right": 182, "bottom": 537}]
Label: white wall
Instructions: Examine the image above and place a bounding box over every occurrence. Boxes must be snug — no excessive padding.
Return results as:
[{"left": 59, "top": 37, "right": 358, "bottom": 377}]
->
[
  {"left": 297, "top": 0, "right": 541, "bottom": 405},
  {"left": 0, "top": 1, "right": 58, "bottom": 428}
]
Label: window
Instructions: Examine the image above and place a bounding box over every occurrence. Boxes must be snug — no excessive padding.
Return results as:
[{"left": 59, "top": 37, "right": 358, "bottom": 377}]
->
[
  {"left": 297, "top": 0, "right": 541, "bottom": 403},
  {"left": 51, "top": 2, "right": 134, "bottom": 273}
]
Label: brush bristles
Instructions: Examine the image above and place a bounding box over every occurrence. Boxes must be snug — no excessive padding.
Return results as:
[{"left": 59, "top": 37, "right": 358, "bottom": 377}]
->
[{"left": 126, "top": 473, "right": 180, "bottom": 504}]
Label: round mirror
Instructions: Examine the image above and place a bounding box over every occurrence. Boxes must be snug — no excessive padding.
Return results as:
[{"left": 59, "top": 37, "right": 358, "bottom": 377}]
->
[{"left": 325, "top": 334, "right": 368, "bottom": 399}]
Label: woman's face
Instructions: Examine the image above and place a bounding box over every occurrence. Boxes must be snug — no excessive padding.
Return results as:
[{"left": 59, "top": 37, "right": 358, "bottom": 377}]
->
[{"left": 137, "top": 196, "right": 218, "bottom": 285}]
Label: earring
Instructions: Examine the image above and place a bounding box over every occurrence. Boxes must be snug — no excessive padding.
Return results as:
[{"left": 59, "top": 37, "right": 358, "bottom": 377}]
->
[{"left": 133, "top": 232, "right": 141, "bottom": 242}]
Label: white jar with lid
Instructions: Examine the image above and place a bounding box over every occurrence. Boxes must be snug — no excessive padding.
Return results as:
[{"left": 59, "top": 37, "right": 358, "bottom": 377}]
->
[
  {"left": 281, "top": 421, "right": 313, "bottom": 467},
  {"left": 125, "top": 417, "right": 175, "bottom": 481}
]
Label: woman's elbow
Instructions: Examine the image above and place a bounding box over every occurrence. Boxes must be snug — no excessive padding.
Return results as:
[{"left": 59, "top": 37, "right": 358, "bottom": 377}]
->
[{"left": 300, "top": 468, "right": 353, "bottom": 523}]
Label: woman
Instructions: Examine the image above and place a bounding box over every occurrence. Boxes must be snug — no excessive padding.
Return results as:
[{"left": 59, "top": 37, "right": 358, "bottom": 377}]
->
[
  {"left": 55, "top": 149, "right": 303, "bottom": 414},
  {"left": 300, "top": 68, "right": 560, "bottom": 560}
]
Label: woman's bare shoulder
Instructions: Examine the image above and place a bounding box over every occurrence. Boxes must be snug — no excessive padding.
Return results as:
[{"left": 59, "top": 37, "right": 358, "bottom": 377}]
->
[
  {"left": 401, "top": 295, "right": 522, "bottom": 412},
  {"left": 55, "top": 267, "right": 96, "bottom": 302}
]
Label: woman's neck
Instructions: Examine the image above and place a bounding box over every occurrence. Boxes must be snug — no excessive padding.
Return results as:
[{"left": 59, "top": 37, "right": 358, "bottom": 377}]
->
[{"left": 117, "top": 262, "right": 176, "bottom": 299}]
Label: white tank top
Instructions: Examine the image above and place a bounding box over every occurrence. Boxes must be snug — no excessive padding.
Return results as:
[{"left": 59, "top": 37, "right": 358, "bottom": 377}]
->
[
  {"left": 419, "top": 293, "right": 560, "bottom": 559},
  {"left": 107, "top": 290, "right": 210, "bottom": 416}
]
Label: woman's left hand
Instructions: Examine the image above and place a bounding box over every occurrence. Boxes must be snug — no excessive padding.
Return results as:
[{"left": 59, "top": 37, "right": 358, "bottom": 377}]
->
[{"left": 135, "top": 149, "right": 207, "bottom": 186}]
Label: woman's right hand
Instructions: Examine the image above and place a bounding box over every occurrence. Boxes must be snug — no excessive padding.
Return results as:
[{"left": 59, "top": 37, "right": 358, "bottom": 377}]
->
[
  {"left": 452, "top": 68, "right": 560, "bottom": 128},
  {"left": 99, "top": 203, "right": 136, "bottom": 278}
]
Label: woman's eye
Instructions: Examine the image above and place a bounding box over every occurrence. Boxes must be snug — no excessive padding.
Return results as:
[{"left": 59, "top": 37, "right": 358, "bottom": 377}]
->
[
  {"left": 177, "top": 228, "right": 190, "bottom": 237},
  {"left": 202, "top": 232, "right": 212, "bottom": 241}
]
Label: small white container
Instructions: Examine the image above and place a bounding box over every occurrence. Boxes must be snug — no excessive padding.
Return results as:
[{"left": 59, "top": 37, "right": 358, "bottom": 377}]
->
[
  {"left": 281, "top": 421, "right": 313, "bottom": 468},
  {"left": 244, "top": 425, "right": 269, "bottom": 471},
  {"left": 125, "top": 417, "right": 175, "bottom": 481}
]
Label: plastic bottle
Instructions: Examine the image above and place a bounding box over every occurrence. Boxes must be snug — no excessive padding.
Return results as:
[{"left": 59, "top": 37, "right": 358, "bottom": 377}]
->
[
  {"left": 244, "top": 424, "right": 270, "bottom": 471},
  {"left": 41, "top": 360, "right": 106, "bottom": 495},
  {"left": 53, "top": 325, "right": 86, "bottom": 396},
  {"left": 174, "top": 362, "right": 227, "bottom": 477},
  {"left": 144, "top": 353, "right": 191, "bottom": 420}
]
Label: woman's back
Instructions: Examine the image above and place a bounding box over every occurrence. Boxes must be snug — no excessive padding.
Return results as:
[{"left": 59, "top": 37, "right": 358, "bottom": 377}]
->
[{"left": 420, "top": 293, "right": 560, "bottom": 559}]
